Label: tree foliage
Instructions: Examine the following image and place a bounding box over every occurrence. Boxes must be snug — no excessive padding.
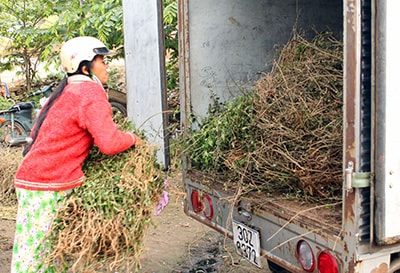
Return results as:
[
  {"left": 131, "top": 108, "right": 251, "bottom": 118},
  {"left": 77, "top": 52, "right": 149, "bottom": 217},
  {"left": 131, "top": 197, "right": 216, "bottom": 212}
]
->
[
  {"left": 51, "top": 0, "right": 124, "bottom": 58},
  {"left": 164, "top": 0, "right": 178, "bottom": 57},
  {"left": 0, "top": 0, "right": 69, "bottom": 90},
  {"left": 0, "top": 0, "right": 178, "bottom": 92}
]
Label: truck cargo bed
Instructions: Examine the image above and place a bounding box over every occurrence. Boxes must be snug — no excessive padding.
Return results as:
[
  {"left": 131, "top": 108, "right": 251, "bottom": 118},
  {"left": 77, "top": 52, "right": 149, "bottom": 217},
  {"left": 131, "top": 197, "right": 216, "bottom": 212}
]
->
[{"left": 187, "top": 170, "right": 342, "bottom": 236}]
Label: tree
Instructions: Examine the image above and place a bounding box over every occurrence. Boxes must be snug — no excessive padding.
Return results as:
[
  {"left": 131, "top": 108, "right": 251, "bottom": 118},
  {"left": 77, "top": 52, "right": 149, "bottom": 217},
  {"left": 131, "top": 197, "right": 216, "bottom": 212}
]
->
[
  {"left": 51, "top": 0, "right": 124, "bottom": 58},
  {"left": 0, "top": 0, "right": 178, "bottom": 92},
  {"left": 0, "top": 0, "right": 69, "bottom": 91},
  {"left": 52, "top": 0, "right": 178, "bottom": 65}
]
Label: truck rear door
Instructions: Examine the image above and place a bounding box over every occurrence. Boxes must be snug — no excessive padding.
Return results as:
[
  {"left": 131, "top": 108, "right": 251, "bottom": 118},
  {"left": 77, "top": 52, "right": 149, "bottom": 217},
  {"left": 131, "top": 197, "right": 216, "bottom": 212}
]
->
[{"left": 374, "top": 0, "right": 400, "bottom": 245}]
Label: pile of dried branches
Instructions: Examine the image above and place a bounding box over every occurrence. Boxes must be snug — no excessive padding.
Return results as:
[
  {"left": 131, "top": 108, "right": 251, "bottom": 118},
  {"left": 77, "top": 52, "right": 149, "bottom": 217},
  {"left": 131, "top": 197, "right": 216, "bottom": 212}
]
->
[
  {"left": 0, "top": 147, "right": 22, "bottom": 205},
  {"left": 187, "top": 32, "right": 343, "bottom": 202},
  {"left": 251, "top": 32, "right": 343, "bottom": 200},
  {"left": 45, "top": 129, "right": 165, "bottom": 272}
]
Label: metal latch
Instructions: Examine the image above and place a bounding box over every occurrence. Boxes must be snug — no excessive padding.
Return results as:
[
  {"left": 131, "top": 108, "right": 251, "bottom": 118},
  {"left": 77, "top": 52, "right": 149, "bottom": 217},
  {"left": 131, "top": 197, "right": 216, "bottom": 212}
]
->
[
  {"left": 345, "top": 161, "right": 354, "bottom": 193},
  {"left": 345, "top": 161, "right": 371, "bottom": 194}
]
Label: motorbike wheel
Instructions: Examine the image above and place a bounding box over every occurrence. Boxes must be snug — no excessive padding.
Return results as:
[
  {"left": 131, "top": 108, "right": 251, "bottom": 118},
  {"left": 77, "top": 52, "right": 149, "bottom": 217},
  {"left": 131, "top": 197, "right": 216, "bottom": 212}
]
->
[
  {"left": 109, "top": 100, "right": 127, "bottom": 117},
  {"left": 0, "top": 121, "right": 28, "bottom": 146}
]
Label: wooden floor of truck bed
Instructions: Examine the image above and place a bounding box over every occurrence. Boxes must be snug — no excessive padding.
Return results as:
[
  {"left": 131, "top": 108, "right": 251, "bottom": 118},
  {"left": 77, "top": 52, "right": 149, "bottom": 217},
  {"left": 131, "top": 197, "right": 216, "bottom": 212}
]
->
[{"left": 187, "top": 170, "right": 343, "bottom": 236}]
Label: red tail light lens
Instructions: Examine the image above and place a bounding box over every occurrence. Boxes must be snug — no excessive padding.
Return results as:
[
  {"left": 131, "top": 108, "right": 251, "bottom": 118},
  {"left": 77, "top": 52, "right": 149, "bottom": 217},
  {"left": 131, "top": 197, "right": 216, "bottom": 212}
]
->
[
  {"left": 318, "top": 251, "right": 339, "bottom": 273},
  {"left": 191, "top": 190, "right": 203, "bottom": 213},
  {"left": 190, "top": 191, "right": 214, "bottom": 219},
  {"left": 202, "top": 195, "right": 213, "bottom": 219},
  {"left": 296, "top": 240, "right": 315, "bottom": 272}
]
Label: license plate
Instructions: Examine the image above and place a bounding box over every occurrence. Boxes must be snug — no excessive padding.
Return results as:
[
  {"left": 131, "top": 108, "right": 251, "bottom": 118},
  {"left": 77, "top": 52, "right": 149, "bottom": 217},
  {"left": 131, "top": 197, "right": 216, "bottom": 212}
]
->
[{"left": 232, "top": 220, "right": 262, "bottom": 268}]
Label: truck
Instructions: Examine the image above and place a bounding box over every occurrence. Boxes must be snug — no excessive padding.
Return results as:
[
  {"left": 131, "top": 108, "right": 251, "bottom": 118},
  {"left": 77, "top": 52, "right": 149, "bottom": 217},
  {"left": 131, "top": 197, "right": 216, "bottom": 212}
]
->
[
  {"left": 176, "top": 0, "right": 400, "bottom": 272},
  {"left": 122, "top": 0, "right": 400, "bottom": 271}
]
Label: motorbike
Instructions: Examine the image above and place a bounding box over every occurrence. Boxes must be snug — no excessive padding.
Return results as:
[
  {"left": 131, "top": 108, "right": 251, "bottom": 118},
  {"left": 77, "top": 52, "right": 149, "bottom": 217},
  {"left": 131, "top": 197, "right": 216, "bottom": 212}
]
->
[{"left": 0, "top": 82, "right": 56, "bottom": 146}]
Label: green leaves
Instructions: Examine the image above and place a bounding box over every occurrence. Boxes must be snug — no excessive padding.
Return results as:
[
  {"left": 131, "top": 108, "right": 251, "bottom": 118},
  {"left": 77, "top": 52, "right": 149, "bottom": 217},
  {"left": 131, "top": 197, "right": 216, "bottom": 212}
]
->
[
  {"left": 185, "top": 92, "right": 258, "bottom": 172},
  {"left": 0, "top": 96, "right": 13, "bottom": 110}
]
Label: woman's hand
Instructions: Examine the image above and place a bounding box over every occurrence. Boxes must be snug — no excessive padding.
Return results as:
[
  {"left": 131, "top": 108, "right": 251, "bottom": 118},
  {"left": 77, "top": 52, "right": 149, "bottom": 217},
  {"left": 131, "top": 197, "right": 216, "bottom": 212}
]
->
[{"left": 129, "top": 133, "right": 143, "bottom": 146}]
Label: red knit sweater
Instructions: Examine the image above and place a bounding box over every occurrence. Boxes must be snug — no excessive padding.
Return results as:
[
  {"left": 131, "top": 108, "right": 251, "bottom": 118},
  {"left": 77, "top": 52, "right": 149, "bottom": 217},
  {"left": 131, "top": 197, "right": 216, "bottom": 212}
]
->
[{"left": 15, "top": 75, "right": 135, "bottom": 191}]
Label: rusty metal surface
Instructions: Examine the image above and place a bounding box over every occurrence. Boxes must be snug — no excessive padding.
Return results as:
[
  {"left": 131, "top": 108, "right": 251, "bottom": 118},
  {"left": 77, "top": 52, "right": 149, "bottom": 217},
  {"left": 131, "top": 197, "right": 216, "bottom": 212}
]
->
[
  {"left": 178, "top": 0, "right": 191, "bottom": 132},
  {"left": 342, "top": 1, "right": 360, "bottom": 272}
]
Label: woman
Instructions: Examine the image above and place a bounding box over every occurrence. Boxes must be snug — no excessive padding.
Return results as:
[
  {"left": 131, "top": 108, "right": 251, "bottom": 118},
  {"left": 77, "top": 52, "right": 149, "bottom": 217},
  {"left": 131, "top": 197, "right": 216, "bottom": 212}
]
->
[{"left": 11, "top": 36, "right": 142, "bottom": 273}]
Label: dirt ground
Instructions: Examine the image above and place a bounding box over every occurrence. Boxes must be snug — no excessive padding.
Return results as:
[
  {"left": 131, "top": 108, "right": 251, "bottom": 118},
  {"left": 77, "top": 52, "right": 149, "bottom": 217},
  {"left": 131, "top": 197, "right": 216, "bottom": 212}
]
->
[{"left": 0, "top": 172, "right": 269, "bottom": 273}]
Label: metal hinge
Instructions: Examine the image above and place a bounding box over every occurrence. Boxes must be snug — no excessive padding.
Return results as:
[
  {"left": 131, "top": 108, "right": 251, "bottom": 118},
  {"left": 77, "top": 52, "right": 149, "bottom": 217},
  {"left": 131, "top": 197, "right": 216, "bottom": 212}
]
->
[{"left": 345, "top": 161, "right": 371, "bottom": 194}]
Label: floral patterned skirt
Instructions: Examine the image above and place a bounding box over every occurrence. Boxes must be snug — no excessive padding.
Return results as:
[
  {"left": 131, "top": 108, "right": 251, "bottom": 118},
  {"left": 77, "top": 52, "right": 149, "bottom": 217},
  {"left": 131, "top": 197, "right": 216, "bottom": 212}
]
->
[{"left": 11, "top": 188, "right": 70, "bottom": 273}]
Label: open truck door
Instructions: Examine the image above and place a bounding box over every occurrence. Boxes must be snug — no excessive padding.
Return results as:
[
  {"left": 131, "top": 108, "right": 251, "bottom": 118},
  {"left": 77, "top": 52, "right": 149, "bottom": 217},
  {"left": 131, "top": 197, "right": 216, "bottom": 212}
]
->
[
  {"left": 374, "top": 0, "right": 400, "bottom": 246},
  {"left": 122, "top": 0, "right": 169, "bottom": 168}
]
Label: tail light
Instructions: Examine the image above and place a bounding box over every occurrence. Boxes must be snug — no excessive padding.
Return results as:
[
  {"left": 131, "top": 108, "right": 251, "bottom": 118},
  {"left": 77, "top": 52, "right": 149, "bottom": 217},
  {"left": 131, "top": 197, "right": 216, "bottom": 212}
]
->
[
  {"left": 296, "top": 240, "right": 315, "bottom": 272},
  {"left": 202, "top": 195, "right": 213, "bottom": 219},
  {"left": 190, "top": 190, "right": 214, "bottom": 219},
  {"left": 191, "top": 190, "right": 203, "bottom": 213},
  {"left": 318, "top": 251, "right": 339, "bottom": 273}
]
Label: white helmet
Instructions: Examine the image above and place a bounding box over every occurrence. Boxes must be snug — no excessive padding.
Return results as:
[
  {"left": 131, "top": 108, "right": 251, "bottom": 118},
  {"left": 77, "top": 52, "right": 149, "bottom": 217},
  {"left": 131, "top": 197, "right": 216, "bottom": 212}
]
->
[{"left": 60, "top": 36, "right": 113, "bottom": 73}]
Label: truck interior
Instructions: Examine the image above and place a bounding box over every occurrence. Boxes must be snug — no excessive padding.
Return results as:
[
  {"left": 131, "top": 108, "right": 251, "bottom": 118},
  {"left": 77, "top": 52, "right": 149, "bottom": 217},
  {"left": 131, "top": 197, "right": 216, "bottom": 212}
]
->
[{"left": 182, "top": 0, "right": 347, "bottom": 236}]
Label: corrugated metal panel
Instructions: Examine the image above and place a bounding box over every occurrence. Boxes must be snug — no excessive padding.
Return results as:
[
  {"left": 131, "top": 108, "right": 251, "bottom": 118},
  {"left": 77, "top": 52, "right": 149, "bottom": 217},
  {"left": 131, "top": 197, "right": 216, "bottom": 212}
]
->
[{"left": 358, "top": 0, "right": 372, "bottom": 244}]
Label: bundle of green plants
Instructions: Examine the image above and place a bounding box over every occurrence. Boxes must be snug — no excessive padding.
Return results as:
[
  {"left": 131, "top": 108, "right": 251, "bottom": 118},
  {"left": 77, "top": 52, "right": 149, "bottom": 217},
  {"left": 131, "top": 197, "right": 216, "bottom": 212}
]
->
[
  {"left": 186, "top": 92, "right": 258, "bottom": 173},
  {"left": 44, "top": 120, "right": 165, "bottom": 272},
  {"left": 185, "top": 31, "right": 343, "bottom": 202}
]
